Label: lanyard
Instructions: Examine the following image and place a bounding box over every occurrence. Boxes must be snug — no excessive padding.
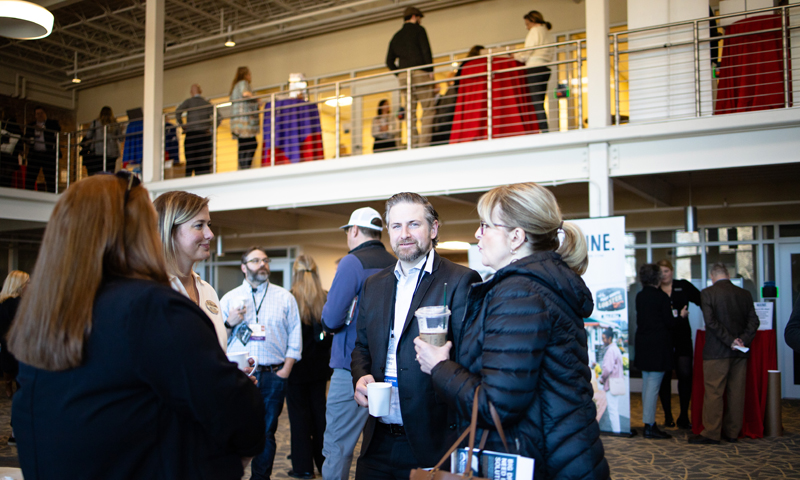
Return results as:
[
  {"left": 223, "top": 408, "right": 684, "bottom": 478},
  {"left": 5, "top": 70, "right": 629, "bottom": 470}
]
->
[{"left": 251, "top": 283, "right": 268, "bottom": 319}]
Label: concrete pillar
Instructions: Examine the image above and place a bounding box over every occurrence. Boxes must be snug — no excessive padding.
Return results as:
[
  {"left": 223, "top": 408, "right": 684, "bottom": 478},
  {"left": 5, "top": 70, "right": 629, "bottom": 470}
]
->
[
  {"left": 143, "top": 0, "right": 165, "bottom": 183},
  {"left": 586, "top": 0, "right": 610, "bottom": 129},
  {"left": 588, "top": 142, "right": 612, "bottom": 217}
]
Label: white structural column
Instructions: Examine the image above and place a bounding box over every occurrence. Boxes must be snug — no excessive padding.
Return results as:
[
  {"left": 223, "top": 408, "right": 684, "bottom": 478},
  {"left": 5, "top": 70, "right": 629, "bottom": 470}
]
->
[
  {"left": 588, "top": 142, "right": 612, "bottom": 217},
  {"left": 586, "top": 0, "right": 610, "bottom": 129},
  {"left": 142, "top": 0, "right": 165, "bottom": 183}
]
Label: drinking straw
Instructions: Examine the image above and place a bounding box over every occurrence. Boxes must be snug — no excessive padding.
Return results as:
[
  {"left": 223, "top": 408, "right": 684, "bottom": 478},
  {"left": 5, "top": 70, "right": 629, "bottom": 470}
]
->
[{"left": 443, "top": 283, "right": 448, "bottom": 310}]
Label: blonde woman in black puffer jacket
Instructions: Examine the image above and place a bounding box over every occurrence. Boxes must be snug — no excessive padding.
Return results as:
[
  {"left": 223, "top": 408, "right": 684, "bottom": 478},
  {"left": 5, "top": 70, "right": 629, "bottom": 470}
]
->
[{"left": 415, "top": 182, "right": 609, "bottom": 480}]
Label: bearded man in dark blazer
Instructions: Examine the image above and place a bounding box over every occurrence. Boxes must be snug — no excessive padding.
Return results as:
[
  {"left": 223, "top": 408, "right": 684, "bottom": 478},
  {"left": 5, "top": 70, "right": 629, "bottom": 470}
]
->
[
  {"left": 351, "top": 192, "right": 481, "bottom": 480},
  {"left": 689, "top": 262, "right": 759, "bottom": 445}
]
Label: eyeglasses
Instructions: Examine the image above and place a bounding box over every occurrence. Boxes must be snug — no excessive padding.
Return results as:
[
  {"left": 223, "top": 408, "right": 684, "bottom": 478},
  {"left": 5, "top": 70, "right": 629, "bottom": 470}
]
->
[
  {"left": 479, "top": 221, "right": 513, "bottom": 236},
  {"left": 244, "top": 258, "right": 271, "bottom": 266}
]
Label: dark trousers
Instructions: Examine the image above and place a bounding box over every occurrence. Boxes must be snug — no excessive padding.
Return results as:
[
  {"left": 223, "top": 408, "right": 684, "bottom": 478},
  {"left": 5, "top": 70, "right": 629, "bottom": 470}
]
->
[
  {"left": 83, "top": 155, "right": 112, "bottom": 176},
  {"left": 238, "top": 137, "right": 257, "bottom": 170},
  {"left": 184, "top": 130, "right": 213, "bottom": 176},
  {"left": 355, "top": 425, "right": 420, "bottom": 480},
  {"left": 373, "top": 138, "right": 398, "bottom": 153},
  {"left": 526, "top": 67, "right": 551, "bottom": 133},
  {"left": 287, "top": 380, "right": 327, "bottom": 475},
  {"left": 659, "top": 354, "right": 693, "bottom": 422},
  {"left": 26, "top": 151, "right": 56, "bottom": 192},
  {"left": 0, "top": 153, "right": 17, "bottom": 188},
  {"left": 252, "top": 370, "right": 288, "bottom": 480}
]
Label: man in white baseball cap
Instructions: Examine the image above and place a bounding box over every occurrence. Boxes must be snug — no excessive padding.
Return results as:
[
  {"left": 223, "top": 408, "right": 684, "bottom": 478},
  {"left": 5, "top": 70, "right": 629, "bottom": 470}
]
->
[{"left": 320, "top": 207, "right": 396, "bottom": 480}]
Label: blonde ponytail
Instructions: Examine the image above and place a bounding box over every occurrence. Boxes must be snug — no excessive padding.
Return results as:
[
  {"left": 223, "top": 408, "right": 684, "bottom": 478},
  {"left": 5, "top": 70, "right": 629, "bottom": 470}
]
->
[{"left": 557, "top": 221, "right": 588, "bottom": 275}]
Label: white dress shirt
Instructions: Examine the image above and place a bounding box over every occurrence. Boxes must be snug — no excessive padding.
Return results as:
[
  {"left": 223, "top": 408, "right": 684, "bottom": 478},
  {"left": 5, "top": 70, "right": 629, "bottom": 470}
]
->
[
  {"left": 381, "top": 251, "right": 435, "bottom": 425},
  {"left": 515, "top": 24, "right": 555, "bottom": 68}
]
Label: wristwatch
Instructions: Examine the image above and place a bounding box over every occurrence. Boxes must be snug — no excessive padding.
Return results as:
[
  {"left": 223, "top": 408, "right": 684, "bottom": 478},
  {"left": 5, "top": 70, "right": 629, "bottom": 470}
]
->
[{"left": 224, "top": 321, "right": 233, "bottom": 329}]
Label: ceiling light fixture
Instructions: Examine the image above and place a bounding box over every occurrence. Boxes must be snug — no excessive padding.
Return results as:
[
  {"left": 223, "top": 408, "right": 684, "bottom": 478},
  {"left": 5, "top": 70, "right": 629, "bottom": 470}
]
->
[
  {"left": 224, "top": 25, "right": 235, "bottom": 47},
  {"left": 0, "top": 0, "right": 53, "bottom": 40},
  {"left": 71, "top": 51, "right": 81, "bottom": 84},
  {"left": 437, "top": 241, "right": 472, "bottom": 251},
  {"left": 324, "top": 96, "right": 352, "bottom": 107}
]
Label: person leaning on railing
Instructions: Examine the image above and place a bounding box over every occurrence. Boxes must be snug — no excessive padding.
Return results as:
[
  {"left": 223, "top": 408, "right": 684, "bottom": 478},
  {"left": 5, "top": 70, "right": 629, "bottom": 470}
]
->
[
  {"left": 23, "top": 106, "right": 60, "bottom": 192},
  {"left": 514, "top": 11, "right": 554, "bottom": 133},
  {"left": 230, "top": 66, "right": 260, "bottom": 170},
  {"left": 81, "top": 106, "right": 122, "bottom": 176}
]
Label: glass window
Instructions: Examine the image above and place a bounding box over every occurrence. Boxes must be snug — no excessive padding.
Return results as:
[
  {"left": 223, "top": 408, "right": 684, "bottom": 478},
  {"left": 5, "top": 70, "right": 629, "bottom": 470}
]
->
[
  {"left": 763, "top": 225, "right": 775, "bottom": 239},
  {"left": 652, "top": 229, "right": 700, "bottom": 244},
  {"left": 779, "top": 224, "right": 800, "bottom": 238},
  {"left": 705, "top": 226, "right": 756, "bottom": 242},
  {"left": 763, "top": 244, "right": 775, "bottom": 283},
  {"left": 706, "top": 244, "right": 759, "bottom": 299},
  {"left": 625, "top": 247, "right": 647, "bottom": 373},
  {"left": 626, "top": 231, "right": 647, "bottom": 245}
]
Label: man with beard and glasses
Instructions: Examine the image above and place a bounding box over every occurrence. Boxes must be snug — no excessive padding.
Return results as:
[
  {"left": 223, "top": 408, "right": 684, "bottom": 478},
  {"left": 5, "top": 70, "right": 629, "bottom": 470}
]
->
[
  {"left": 350, "top": 193, "right": 481, "bottom": 480},
  {"left": 220, "top": 247, "right": 302, "bottom": 480}
]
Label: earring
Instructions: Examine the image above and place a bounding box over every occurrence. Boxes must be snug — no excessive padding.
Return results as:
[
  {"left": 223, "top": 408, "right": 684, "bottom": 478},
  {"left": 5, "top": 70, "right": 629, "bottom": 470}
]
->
[{"left": 510, "top": 248, "right": 516, "bottom": 255}]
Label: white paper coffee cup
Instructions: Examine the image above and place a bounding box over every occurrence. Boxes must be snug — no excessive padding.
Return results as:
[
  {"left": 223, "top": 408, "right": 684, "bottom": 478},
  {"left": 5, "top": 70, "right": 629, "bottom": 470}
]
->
[
  {"left": 367, "top": 382, "right": 392, "bottom": 417},
  {"left": 227, "top": 351, "right": 257, "bottom": 376}
]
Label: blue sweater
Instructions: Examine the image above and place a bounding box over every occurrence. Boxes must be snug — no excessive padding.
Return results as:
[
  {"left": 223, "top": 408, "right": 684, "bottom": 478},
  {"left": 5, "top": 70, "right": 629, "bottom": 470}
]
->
[{"left": 322, "top": 240, "right": 395, "bottom": 370}]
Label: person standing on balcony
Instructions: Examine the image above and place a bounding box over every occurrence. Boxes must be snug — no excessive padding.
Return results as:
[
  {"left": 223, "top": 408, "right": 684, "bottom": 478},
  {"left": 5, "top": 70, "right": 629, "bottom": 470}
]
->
[
  {"left": 230, "top": 67, "right": 260, "bottom": 170},
  {"left": 386, "top": 6, "right": 435, "bottom": 148},
  {"left": 23, "top": 106, "right": 60, "bottom": 192},
  {"left": 81, "top": 106, "right": 121, "bottom": 177},
  {"left": 177, "top": 84, "right": 215, "bottom": 177},
  {"left": 514, "top": 11, "right": 554, "bottom": 133}
]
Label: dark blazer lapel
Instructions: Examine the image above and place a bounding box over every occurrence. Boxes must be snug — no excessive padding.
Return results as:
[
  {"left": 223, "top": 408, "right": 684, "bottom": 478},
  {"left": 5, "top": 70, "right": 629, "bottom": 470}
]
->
[
  {"left": 401, "top": 251, "right": 440, "bottom": 336},
  {"left": 374, "top": 270, "right": 396, "bottom": 374}
]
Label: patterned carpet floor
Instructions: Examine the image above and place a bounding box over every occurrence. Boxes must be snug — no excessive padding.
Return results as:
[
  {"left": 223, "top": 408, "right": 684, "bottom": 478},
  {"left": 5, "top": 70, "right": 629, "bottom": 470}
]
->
[{"left": 0, "top": 393, "right": 797, "bottom": 479}]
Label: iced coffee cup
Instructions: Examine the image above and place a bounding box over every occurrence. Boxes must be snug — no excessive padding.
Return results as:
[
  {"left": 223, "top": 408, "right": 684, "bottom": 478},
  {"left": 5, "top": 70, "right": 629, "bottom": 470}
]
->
[{"left": 415, "top": 305, "right": 450, "bottom": 347}]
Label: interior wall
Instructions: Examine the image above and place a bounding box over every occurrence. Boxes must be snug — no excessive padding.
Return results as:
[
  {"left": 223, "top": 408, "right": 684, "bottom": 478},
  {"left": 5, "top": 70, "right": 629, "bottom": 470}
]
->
[{"left": 75, "top": 0, "right": 628, "bottom": 123}]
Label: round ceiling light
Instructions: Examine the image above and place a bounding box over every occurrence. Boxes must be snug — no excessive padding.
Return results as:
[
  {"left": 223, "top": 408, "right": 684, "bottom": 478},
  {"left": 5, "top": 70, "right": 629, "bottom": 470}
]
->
[{"left": 0, "top": 0, "right": 54, "bottom": 40}]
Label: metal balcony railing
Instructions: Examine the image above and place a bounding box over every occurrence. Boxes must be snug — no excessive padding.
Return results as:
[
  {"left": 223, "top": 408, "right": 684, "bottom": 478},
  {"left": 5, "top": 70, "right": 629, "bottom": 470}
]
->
[{"left": 610, "top": 3, "right": 798, "bottom": 126}]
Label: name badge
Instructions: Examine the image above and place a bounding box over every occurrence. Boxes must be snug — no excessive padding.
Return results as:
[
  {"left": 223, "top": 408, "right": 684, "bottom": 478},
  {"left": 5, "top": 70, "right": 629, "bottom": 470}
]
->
[
  {"left": 249, "top": 323, "right": 266, "bottom": 341},
  {"left": 205, "top": 300, "right": 219, "bottom": 315},
  {"left": 672, "top": 309, "right": 679, "bottom": 318}
]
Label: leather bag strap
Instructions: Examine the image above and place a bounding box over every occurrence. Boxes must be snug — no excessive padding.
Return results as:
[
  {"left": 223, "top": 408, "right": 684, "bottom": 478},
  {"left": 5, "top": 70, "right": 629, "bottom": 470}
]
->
[
  {"left": 488, "top": 402, "right": 509, "bottom": 453},
  {"left": 430, "top": 386, "right": 482, "bottom": 476}
]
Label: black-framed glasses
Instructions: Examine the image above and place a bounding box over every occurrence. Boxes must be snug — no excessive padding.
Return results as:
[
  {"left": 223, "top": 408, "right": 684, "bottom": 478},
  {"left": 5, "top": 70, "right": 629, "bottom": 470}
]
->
[
  {"left": 244, "top": 257, "right": 271, "bottom": 266},
  {"left": 479, "top": 221, "right": 513, "bottom": 236}
]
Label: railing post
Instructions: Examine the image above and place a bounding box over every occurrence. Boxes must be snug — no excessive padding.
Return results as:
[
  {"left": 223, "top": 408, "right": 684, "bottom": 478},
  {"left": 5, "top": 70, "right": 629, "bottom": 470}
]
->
[
  {"left": 161, "top": 113, "right": 166, "bottom": 180},
  {"left": 212, "top": 104, "right": 218, "bottom": 173},
  {"left": 66, "top": 132, "right": 71, "bottom": 189},
  {"left": 406, "top": 69, "right": 412, "bottom": 150},
  {"left": 613, "top": 33, "right": 620, "bottom": 126},
  {"left": 693, "top": 20, "right": 701, "bottom": 117},
  {"left": 335, "top": 83, "right": 341, "bottom": 159},
  {"left": 103, "top": 124, "right": 108, "bottom": 172},
  {"left": 55, "top": 131, "right": 60, "bottom": 194},
  {"left": 577, "top": 40, "right": 584, "bottom": 130},
  {"left": 487, "top": 52, "right": 493, "bottom": 140},
  {"left": 781, "top": 5, "right": 790, "bottom": 108},
  {"left": 270, "top": 93, "right": 276, "bottom": 166}
]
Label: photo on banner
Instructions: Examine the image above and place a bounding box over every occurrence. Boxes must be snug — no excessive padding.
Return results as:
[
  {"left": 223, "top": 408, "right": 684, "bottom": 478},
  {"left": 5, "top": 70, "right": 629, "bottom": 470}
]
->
[{"left": 572, "top": 216, "right": 631, "bottom": 435}]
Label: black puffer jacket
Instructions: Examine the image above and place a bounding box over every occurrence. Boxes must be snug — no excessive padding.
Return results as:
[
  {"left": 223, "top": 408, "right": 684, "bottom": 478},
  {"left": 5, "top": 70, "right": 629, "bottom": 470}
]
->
[{"left": 431, "top": 252, "right": 609, "bottom": 480}]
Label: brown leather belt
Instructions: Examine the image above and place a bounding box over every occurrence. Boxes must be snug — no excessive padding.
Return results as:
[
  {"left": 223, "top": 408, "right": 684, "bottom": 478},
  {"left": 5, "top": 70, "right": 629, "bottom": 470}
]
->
[
  {"left": 378, "top": 422, "right": 406, "bottom": 436},
  {"left": 256, "top": 363, "right": 284, "bottom": 373}
]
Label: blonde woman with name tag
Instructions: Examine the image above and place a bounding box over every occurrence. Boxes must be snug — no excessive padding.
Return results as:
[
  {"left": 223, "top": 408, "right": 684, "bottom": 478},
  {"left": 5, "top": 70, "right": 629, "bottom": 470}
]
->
[{"left": 154, "top": 191, "right": 228, "bottom": 350}]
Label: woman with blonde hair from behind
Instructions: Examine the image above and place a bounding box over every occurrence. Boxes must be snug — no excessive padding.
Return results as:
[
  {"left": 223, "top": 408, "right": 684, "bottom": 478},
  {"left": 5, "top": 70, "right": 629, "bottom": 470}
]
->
[
  {"left": 8, "top": 174, "right": 265, "bottom": 479},
  {"left": 153, "top": 190, "right": 227, "bottom": 350},
  {"left": 286, "top": 255, "right": 332, "bottom": 479},
  {"left": 415, "top": 182, "right": 609, "bottom": 479},
  {"left": 0, "top": 270, "right": 29, "bottom": 400}
]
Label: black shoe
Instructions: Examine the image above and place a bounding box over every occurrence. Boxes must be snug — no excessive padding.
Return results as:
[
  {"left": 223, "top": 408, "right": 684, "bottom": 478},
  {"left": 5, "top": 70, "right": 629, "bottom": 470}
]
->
[
  {"left": 663, "top": 419, "right": 676, "bottom": 428},
  {"left": 7, "top": 436, "right": 15, "bottom": 446},
  {"left": 688, "top": 434, "right": 720, "bottom": 445},
  {"left": 287, "top": 471, "right": 315, "bottom": 479},
  {"left": 676, "top": 417, "right": 692, "bottom": 430},
  {"left": 643, "top": 423, "right": 672, "bottom": 439},
  {"left": 721, "top": 434, "right": 739, "bottom": 443}
]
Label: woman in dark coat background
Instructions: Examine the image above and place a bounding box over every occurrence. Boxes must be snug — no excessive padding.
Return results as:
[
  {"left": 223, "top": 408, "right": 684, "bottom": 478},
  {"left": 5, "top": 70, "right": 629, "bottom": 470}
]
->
[
  {"left": 656, "top": 259, "right": 701, "bottom": 429},
  {"left": 415, "top": 182, "right": 609, "bottom": 480},
  {"left": 287, "top": 255, "right": 332, "bottom": 479},
  {"left": 634, "top": 263, "right": 677, "bottom": 440}
]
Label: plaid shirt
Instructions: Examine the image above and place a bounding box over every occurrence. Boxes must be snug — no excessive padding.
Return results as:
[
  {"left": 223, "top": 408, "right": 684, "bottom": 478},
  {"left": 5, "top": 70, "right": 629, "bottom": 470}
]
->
[{"left": 220, "top": 280, "right": 302, "bottom": 366}]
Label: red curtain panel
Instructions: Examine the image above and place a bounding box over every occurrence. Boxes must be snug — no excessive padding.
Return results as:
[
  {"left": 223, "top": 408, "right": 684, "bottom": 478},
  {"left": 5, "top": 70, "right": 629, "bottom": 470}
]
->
[
  {"left": 715, "top": 15, "right": 793, "bottom": 114},
  {"left": 449, "top": 57, "right": 539, "bottom": 144}
]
